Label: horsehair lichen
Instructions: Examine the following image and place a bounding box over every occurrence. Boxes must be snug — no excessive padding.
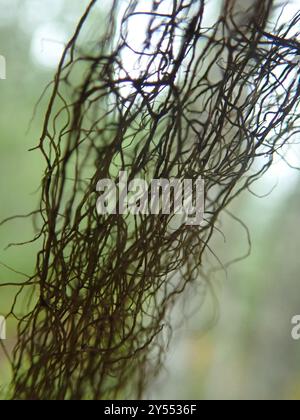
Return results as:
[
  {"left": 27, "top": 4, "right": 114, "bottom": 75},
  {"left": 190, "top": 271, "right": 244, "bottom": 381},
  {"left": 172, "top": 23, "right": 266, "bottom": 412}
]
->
[{"left": 1, "top": 0, "right": 300, "bottom": 400}]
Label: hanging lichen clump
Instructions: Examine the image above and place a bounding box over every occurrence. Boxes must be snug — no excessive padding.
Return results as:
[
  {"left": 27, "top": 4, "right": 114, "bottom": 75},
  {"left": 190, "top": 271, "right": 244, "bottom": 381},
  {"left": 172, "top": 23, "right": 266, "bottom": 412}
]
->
[{"left": 1, "top": 0, "right": 300, "bottom": 400}]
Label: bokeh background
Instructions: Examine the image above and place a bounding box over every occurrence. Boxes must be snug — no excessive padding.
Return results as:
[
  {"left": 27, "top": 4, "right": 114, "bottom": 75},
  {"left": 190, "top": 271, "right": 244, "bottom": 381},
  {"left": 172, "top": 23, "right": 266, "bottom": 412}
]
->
[{"left": 0, "top": 0, "right": 300, "bottom": 400}]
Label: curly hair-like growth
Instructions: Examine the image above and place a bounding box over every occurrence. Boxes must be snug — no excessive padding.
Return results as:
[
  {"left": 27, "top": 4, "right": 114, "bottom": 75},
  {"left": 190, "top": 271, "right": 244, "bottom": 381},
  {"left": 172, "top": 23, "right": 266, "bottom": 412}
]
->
[{"left": 1, "top": 0, "right": 300, "bottom": 399}]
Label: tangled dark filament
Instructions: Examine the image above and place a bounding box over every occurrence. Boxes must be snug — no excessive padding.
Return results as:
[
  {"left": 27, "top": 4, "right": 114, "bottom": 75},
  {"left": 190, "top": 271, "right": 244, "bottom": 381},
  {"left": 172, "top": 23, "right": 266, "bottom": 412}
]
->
[{"left": 1, "top": 0, "right": 300, "bottom": 400}]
